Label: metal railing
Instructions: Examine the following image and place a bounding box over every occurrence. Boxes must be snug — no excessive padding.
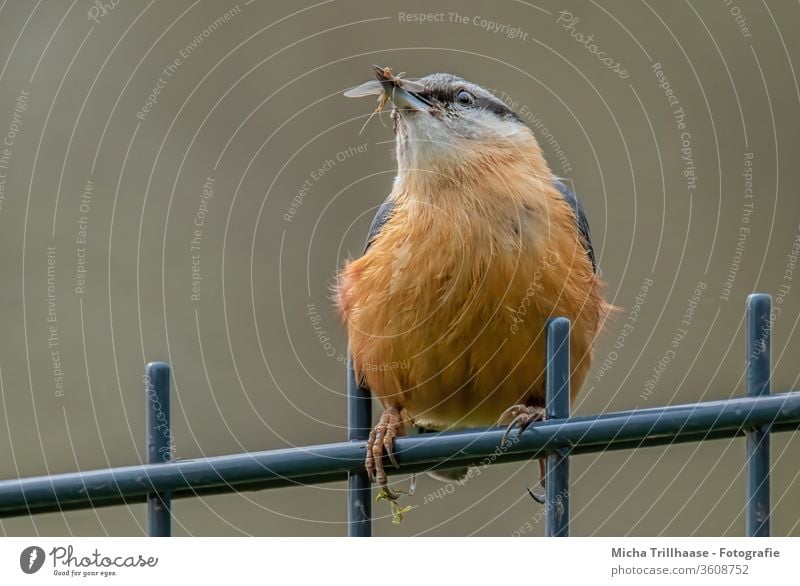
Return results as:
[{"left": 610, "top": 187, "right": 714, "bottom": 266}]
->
[{"left": 0, "top": 293, "right": 796, "bottom": 537}]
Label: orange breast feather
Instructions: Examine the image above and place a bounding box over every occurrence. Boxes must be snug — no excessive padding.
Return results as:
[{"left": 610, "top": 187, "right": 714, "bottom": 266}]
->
[{"left": 337, "top": 151, "right": 606, "bottom": 430}]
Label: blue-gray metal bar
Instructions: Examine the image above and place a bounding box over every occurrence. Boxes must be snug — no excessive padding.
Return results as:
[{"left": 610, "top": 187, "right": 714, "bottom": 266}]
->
[
  {"left": 545, "top": 318, "right": 570, "bottom": 537},
  {"left": 347, "top": 354, "right": 372, "bottom": 537},
  {"left": 1, "top": 392, "right": 799, "bottom": 518},
  {"left": 746, "top": 294, "right": 771, "bottom": 537},
  {"left": 145, "top": 362, "right": 172, "bottom": 537}
]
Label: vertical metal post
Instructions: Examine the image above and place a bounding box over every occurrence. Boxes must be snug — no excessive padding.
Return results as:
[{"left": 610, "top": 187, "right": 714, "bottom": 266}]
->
[
  {"left": 347, "top": 353, "right": 372, "bottom": 536},
  {"left": 146, "top": 362, "right": 172, "bottom": 537},
  {"left": 745, "top": 294, "right": 771, "bottom": 537},
  {"left": 545, "top": 317, "right": 570, "bottom": 537}
]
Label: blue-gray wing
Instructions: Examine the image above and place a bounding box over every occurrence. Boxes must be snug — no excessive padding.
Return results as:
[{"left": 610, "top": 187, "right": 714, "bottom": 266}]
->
[
  {"left": 553, "top": 179, "right": 596, "bottom": 273},
  {"left": 353, "top": 199, "right": 395, "bottom": 396},
  {"left": 363, "top": 197, "right": 395, "bottom": 252}
]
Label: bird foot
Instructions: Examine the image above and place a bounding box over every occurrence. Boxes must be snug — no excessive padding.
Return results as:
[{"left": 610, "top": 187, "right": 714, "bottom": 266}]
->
[
  {"left": 365, "top": 407, "right": 405, "bottom": 500},
  {"left": 497, "top": 404, "right": 546, "bottom": 446},
  {"left": 497, "top": 405, "right": 547, "bottom": 504},
  {"left": 527, "top": 459, "right": 546, "bottom": 504}
]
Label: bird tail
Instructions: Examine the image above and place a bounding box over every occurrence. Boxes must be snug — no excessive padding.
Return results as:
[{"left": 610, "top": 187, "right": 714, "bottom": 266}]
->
[
  {"left": 426, "top": 467, "right": 471, "bottom": 483},
  {"left": 414, "top": 426, "right": 470, "bottom": 483}
]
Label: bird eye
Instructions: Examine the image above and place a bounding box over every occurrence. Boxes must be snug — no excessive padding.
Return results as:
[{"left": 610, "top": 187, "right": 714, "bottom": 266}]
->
[{"left": 456, "top": 90, "right": 475, "bottom": 106}]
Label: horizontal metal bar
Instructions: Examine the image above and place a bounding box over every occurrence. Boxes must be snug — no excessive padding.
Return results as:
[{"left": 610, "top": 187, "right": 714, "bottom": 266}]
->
[
  {"left": 1, "top": 392, "right": 799, "bottom": 518},
  {"left": 6, "top": 420, "right": 798, "bottom": 519}
]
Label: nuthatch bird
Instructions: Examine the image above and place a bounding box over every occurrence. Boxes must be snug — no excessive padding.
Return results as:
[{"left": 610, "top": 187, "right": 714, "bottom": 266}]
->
[{"left": 337, "top": 66, "right": 610, "bottom": 501}]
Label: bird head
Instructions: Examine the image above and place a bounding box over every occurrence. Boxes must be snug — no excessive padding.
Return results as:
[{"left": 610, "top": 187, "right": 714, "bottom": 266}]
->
[{"left": 371, "top": 66, "right": 540, "bottom": 179}]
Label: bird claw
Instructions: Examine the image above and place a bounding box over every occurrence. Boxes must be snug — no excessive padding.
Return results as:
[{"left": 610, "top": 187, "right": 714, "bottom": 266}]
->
[
  {"left": 527, "top": 485, "right": 546, "bottom": 504},
  {"left": 377, "top": 485, "right": 400, "bottom": 501},
  {"left": 527, "top": 457, "right": 547, "bottom": 505},
  {"left": 498, "top": 406, "right": 548, "bottom": 506},
  {"left": 385, "top": 439, "right": 400, "bottom": 469},
  {"left": 365, "top": 407, "right": 405, "bottom": 498},
  {"left": 497, "top": 404, "right": 546, "bottom": 445}
]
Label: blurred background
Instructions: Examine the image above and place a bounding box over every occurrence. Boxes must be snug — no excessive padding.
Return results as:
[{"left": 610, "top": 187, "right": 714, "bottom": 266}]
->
[{"left": 0, "top": 0, "right": 799, "bottom": 536}]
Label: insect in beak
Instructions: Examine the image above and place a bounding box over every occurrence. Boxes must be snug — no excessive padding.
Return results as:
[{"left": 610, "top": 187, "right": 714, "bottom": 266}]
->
[{"left": 344, "top": 65, "right": 431, "bottom": 134}]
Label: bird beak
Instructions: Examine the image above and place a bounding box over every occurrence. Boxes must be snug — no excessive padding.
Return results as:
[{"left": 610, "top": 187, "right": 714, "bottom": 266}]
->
[{"left": 373, "top": 65, "right": 432, "bottom": 112}]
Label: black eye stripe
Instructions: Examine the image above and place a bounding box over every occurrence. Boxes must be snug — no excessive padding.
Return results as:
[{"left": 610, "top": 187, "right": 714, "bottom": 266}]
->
[
  {"left": 475, "top": 96, "right": 522, "bottom": 120},
  {"left": 422, "top": 87, "right": 454, "bottom": 102},
  {"left": 418, "top": 82, "right": 523, "bottom": 122}
]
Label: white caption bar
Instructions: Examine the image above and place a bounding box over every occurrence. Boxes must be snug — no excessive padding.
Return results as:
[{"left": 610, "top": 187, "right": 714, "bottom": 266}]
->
[{"left": 0, "top": 537, "right": 795, "bottom": 584}]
